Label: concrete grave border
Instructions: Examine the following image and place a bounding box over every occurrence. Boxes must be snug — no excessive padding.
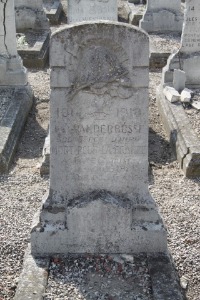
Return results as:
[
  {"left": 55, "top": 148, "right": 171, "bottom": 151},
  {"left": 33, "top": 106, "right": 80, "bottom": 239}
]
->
[
  {"left": 157, "top": 85, "right": 200, "bottom": 178},
  {"left": 0, "top": 86, "right": 33, "bottom": 173},
  {"left": 14, "top": 246, "right": 184, "bottom": 300}
]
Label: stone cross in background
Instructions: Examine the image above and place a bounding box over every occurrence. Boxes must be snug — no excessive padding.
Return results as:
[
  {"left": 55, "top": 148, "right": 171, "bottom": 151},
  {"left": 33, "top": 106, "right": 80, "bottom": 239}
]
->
[
  {"left": 67, "top": 0, "right": 118, "bottom": 23},
  {"left": 31, "top": 22, "right": 166, "bottom": 255},
  {"left": 0, "top": 0, "right": 27, "bottom": 85},
  {"left": 140, "top": 0, "right": 183, "bottom": 33},
  {"left": 163, "top": 0, "right": 200, "bottom": 87}
]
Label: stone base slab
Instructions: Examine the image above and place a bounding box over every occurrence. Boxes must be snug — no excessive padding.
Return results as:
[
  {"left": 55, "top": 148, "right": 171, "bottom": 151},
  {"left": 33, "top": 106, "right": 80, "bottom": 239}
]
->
[
  {"left": 157, "top": 85, "right": 200, "bottom": 177},
  {"left": 43, "top": 0, "right": 62, "bottom": 25},
  {"left": 17, "top": 31, "right": 50, "bottom": 68},
  {"left": 0, "top": 85, "right": 33, "bottom": 173},
  {"left": 31, "top": 192, "right": 167, "bottom": 255}
]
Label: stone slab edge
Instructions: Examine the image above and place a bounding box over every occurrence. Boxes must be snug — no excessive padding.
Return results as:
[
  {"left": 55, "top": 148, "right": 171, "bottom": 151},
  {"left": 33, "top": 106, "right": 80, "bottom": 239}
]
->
[
  {"left": 148, "top": 252, "right": 184, "bottom": 300},
  {"left": 157, "top": 85, "right": 200, "bottom": 177},
  {"left": 14, "top": 244, "right": 50, "bottom": 300},
  {"left": 44, "top": 1, "right": 63, "bottom": 25},
  {"left": 0, "top": 85, "right": 33, "bottom": 173}
]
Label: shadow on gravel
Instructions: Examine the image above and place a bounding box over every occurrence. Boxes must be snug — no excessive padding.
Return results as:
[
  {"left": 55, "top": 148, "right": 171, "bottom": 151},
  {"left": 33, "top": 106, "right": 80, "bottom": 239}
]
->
[
  {"left": 14, "top": 97, "right": 47, "bottom": 160},
  {"left": 149, "top": 127, "right": 175, "bottom": 165}
]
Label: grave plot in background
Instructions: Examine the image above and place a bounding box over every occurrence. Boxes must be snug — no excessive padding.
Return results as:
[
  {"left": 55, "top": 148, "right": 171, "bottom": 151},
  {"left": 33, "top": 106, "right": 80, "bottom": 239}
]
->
[
  {"left": 15, "top": 0, "right": 50, "bottom": 68},
  {"left": 32, "top": 21, "right": 167, "bottom": 255}
]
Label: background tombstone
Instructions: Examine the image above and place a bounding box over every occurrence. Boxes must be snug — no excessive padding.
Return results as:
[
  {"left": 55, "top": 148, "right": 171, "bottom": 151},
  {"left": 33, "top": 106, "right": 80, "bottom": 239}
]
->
[
  {"left": 0, "top": 0, "right": 33, "bottom": 172},
  {"left": 163, "top": 0, "right": 200, "bottom": 87},
  {"left": 31, "top": 21, "right": 167, "bottom": 255},
  {"left": 139, "top": 0, "right": 183, "bottom": 33},
  {"left": 14, "top": 0, "right": 50, "bottom": 68},
  {"left": 67, "top": 0, "right": 118, "bottom": 23}
]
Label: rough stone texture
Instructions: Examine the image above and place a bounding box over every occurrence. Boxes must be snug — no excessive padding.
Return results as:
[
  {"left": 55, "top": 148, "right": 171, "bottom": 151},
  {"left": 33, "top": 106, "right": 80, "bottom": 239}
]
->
[
  {"left": 14, "top": 245, "right": 49, "bottom": 300},
  {"left": 163, "top": 86, "right": 180, "bottom": 103},
  {"left": 163, "top": 0, "right": 200, "bottom": 88},
  {"left": 157, "top": 85, "right": 200, "bottom": 177},
  {"left": 31, "top": 21, "right": 167, "bottom": 255},
  {"left": 0, "top": 0, "right": 27, "bottom": 86},
  {"left": 43, "top": 0, "right": 62, "bottom": 25},
  {"left": 140, "top": 0, "right": 183, "bottom": 33},
  {"left": 67, "top": 0, "right": 118, "bottom": 23},
  {"left": 0, "top": 86, "right": 33, "bottom": 173},
  {"left": 118, "top": 0, "right": 133, "bottom": 23},
  {"left": 180, "top": 88, "right": 192, "bottom": 103},
  {"left": 15, "top": 0, "right": 49, "bottom": 32}
]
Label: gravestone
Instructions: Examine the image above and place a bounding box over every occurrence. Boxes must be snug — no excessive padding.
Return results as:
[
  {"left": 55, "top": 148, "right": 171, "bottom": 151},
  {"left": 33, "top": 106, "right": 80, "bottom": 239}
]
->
[
  {"left": 32, "top": 21, "right": 167, "bottom": 255},
  {"left": 15, "top": 0, "right": 50, "bottom": 67},
  {"left": 67, "top": 0, "right": 118, "bottom": 23},
  {"left": 0, "top": 0, "right": 33, "bottom": 172},
  {"left": 15, "top": 0, "right": 49, "bottom": 32},
  {"left": 163, "top": 0, "right": 200, "bottom": 87},
  {"left": 140, "top": 0, "right": 183, "bottom": 33}
]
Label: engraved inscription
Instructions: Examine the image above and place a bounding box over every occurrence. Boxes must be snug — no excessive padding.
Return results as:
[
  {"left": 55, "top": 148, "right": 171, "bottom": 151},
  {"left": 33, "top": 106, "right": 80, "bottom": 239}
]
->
[
  {"left": 181, "top": 1, "right": 200, "bottom": 52},
  {"left": 50, "top": 24, "right": 149, "bottom": 199}
]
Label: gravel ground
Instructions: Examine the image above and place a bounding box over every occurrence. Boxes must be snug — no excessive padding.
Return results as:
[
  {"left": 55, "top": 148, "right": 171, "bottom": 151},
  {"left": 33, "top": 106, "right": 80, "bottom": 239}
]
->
[
  {"left": 0, "top": 21, "right": 200, "bottom": 300},
  {"left": 44, "top": 254, "right": 152, "bottom": 300},
  {"left": 149, "top": 33, "right": 181, "bottom": 53}
]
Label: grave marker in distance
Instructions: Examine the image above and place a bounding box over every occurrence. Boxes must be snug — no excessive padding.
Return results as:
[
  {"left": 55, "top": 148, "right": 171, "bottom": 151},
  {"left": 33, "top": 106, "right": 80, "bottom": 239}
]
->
[{"left": 68, "top": 0, "right": 118, "bottom": 23}]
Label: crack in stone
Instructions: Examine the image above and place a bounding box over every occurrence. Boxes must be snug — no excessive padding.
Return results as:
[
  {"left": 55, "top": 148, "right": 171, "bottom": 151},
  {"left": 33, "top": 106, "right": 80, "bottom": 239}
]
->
[{"left": 1, "top": 0, "right": 9, "bottom": 56}]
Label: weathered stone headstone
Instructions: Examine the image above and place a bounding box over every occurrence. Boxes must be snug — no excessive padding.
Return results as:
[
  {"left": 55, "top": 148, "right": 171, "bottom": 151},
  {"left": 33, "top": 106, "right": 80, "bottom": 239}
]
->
[
  {"left": 140, "top": 0, "right": 183, "bottom": 33},
  {"left": 32, "top": 21, "right": 166, "bottom": 255},
  {"left": 67, "top": 0, "right": 118, "bottom": 23},
  {"left": 0, "top": 0, "right": 33, "bottom": 172},
  {"left": 14, "top": 0, "right": 50, "bottom": 67},
  {"left": 163, "top": 0, "right": 200, "bottom": 87}
]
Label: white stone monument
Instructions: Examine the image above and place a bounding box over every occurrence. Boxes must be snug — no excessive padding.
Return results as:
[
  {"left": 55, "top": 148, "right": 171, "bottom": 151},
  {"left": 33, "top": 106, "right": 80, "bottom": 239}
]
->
[
  {"left": 67, "top": 0, "right": 118, "bottom": 23},
  {"left": 0, "top": 0, "right": 27, "bottom": 85},
  {"left": 140, "top": 0, "right": 183, "bottom": 33},
  {"left": 31, "top": 21, "right": 167, "bottom": 255},
  {"left": 163, "top": 0, "right": 200, "bottom": 87}
]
